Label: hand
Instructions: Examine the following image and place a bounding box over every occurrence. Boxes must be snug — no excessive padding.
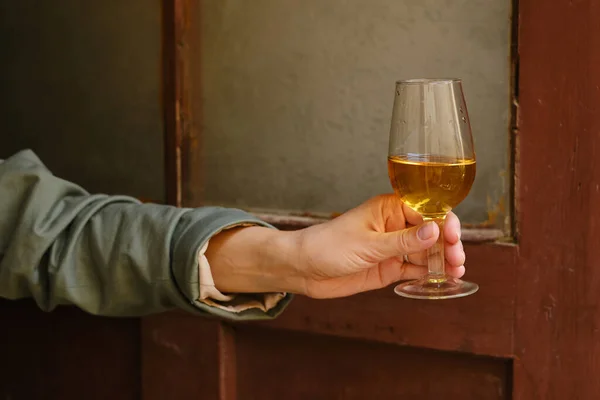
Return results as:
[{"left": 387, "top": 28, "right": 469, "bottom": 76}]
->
[
  {"left": 208, "top": 194, "right": 466, "bottom": 299},
  {"left": 295, "top": 194, "right": 466, "bottom": 298}
]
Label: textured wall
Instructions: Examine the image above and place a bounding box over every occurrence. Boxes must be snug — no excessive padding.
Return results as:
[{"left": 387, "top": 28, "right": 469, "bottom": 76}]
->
[
  {"left": 199, "top": 0, "right": 511, "bottom": 226},
  {"left": 0, "top": 0, "right": 164, "bottom": 200}
]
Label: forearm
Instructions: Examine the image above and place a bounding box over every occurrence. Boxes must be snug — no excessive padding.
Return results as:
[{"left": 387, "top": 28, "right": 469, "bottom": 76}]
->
[{"left": 206, "top": 226, "right": 305, "bottom": 295}]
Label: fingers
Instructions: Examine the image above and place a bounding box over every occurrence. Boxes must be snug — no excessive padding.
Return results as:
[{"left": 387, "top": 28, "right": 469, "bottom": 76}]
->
[
  {"left": 444, "top": 212, "right": 461, "bottom": 244},
  {"left": 373, "top": 259, "right": 466, "bottom": 291},
  {"left": 363, "top": 258, "right": 427, "bottom": 291},
  {"left": 444, "top": 239, "right": 466, "bottom": 268},
  {"left": 447, "top": 264, "right": 466, "bottom": 278},
  {"left": 406, "top": 234, "right": 464, "bottom": 267},
  {"left": 402, "top": 210, "right": 461, "bottom": 245},
  {"left": 404, "top": 210, "right": 461, "bottom": 243},
  {"left": 375, "top": 222, "right": 439, "bottom": 259},
  {"left": 334, "top": 255, "right": 466, "bottom": 297},
  {"left": 404, "top": 251, "right": 427, "bottom": 266},
  {"left": 369, "top": 195, "right": 465, "bottom": 270},
  {"left": 405, "top": 249, "right": 465, "bottom": 270}
]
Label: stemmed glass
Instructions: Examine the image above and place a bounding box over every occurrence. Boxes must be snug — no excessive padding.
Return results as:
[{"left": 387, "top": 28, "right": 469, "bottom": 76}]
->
[{"left": 388, "top": 79, "right": 479, "bottom": 299}]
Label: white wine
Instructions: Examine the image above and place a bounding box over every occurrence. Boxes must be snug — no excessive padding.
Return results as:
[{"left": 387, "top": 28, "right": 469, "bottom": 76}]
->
[{"left": 387, "top": 154, "right": 476, "bottom": 218}]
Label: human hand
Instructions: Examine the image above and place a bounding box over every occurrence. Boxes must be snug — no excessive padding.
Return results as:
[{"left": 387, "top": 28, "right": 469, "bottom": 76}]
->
[{"left": 294, "top": 194, "right": 466, "bottom": 298}]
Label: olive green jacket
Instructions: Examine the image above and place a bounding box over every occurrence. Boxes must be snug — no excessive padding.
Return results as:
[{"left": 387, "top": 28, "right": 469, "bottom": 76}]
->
[{"left": 0, "top": 150, "right": 291, "bottom": 320}]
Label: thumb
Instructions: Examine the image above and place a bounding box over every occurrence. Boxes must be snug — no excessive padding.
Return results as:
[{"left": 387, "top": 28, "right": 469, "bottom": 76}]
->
[{"left": 376, "top": 221, "right": 439, "bottom": 258}]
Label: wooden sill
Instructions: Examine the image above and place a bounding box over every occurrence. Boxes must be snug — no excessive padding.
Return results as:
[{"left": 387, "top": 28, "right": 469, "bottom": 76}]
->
[
  {"left": 141, "top": 198, "right": 506, "bottom": 243},
  {"left": 251, "top": 211, "right": 506, "bottom": 243}
]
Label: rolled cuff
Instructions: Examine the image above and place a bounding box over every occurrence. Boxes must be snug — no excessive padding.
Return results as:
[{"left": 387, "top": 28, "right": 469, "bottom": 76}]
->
[
  {"left": 170, "top": 207, "right": 292, "bottom": 321},
  {"left": 196, "top": 228, "right": 287, "bottom": 313}
]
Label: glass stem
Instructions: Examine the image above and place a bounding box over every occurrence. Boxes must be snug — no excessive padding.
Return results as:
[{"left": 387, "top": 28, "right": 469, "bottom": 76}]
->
[{"left": 425, "top": 217, "right": 446, "bottom": 279}]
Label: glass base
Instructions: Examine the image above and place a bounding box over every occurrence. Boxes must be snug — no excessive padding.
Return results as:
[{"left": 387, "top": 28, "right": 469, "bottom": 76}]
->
[{"left": 394, "top": 276, "right": 479, "bottom": 300}]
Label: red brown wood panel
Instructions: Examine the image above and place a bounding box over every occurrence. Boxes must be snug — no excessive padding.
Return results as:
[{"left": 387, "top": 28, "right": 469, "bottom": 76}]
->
[
  {"left": 515, "top": 0, "right": 600, "bottom": 398},
  {"left": 162, "top": 0, "right": 181, "bottom": 206},
  {"left": 218, "top": 324, "right": 238, "bottom": 400},
  {"left": 157, "top": 0, "right": 600, "bottom": 399},
  {"left": 257, "top": 243, "right": 517, "bottom": 357},
  {"left": 235, "top": 325, "right": 511, "bottom": 400},
  {"left": 142, "top": 314, "right": 220, "bottom": 400},
  {"left": 0, "top": 299, "right": 140, "bottom": 400},
  {"left": 162, "top": 0, "right": 202, "bottom": 208}
]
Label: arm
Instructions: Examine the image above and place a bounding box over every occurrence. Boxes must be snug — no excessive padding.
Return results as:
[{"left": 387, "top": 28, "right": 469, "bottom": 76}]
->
[
  {"left": 0, "top": 150, "right": 290, "bottom": 319},
  {"left": 0, "top": 150, "right": 467, "bottom": 318}
]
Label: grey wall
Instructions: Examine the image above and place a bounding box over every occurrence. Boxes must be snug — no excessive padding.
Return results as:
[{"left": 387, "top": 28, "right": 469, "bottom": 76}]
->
[
  {"left": 0, "top": 0, "right": 512, "bottom": 226},
  {"left": 0, "top": 0, "right": 164, "bottom": 201},
  {"left": 198, "top": 0, "right": 511, "bottom": 227}
]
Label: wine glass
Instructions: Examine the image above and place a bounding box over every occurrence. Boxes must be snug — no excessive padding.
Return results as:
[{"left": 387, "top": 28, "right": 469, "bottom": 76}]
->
[{"left": 388, "top": 78, "right": 479, "bottom": 299}]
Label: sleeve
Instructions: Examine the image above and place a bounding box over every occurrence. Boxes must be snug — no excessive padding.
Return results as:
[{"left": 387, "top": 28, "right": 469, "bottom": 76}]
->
[{"left": 0, "top": 149, "right": 292, "bottom": 320}]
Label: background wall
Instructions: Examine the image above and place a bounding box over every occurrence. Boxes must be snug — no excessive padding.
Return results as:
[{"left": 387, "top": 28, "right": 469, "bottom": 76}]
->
[
  {"left": 0, "top": 0, "right": 164, "bottom": 201},
  {"left": 0, "top": 0, "right": 512, "bottom": 227},
  {"left": 198, "top": 0, "right": 512, "bottom": 228},
  {"left": 0, "top": 4, "right": 163, "bottom": 398}
]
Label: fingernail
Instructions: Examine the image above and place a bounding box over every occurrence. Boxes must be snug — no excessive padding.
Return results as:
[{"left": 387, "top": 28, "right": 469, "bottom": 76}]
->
[{"left": 418, "top": 222, "right": 436, "bottom": 240}]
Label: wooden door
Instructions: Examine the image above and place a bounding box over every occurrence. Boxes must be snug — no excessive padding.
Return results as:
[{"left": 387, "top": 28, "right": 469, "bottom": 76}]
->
[{"left": 142, "top": 0, "right": 600, "bottom": 399}]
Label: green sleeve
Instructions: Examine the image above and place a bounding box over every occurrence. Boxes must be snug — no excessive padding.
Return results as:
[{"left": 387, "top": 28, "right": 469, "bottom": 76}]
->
[{"left": 0, "top": 150, "right": 292, "bottom": 320}]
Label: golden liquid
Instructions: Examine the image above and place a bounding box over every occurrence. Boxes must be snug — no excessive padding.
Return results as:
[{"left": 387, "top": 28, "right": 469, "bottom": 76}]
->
[{"left": 387, "top": 155, "right": 476, "bottom": 218}]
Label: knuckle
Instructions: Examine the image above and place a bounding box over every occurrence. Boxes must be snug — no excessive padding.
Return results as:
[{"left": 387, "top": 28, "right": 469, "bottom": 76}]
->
[{"left": 397, "top": 230, "right": 412, "bottom": 252}]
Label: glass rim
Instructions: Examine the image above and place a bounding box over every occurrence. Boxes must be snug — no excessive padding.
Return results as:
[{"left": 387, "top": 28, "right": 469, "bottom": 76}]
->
[{"left": 396, "top": 78, "right": 462, "bottom": 85}]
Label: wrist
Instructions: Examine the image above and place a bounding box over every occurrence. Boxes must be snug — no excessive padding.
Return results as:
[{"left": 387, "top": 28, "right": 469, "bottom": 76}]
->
[
  {"left": 263, "top": 228, "right": 307, "bottom": 294},
  {"left": 207, "top": 226, "right": 306, "bottom": 295}
]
